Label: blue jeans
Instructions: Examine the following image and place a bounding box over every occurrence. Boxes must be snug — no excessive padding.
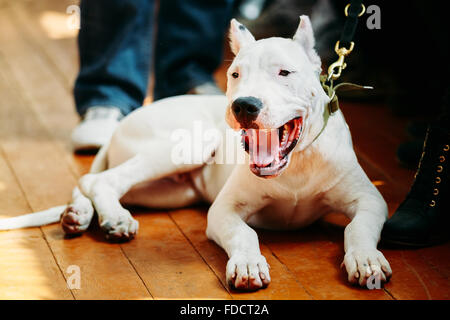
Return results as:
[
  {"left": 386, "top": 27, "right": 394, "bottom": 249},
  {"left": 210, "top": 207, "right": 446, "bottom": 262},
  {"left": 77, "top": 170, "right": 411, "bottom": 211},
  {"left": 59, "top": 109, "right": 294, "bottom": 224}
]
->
[{"left": 74, "top": 0, "right": 233, "bottom": 116}]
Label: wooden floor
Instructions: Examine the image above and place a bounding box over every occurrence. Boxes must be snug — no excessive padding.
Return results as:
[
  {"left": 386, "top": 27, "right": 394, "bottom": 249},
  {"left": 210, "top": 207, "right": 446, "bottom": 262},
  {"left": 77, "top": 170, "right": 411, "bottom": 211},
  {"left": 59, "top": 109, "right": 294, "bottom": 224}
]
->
[{"left": 0, "top": 0, "right": 449, "bottom": 300}]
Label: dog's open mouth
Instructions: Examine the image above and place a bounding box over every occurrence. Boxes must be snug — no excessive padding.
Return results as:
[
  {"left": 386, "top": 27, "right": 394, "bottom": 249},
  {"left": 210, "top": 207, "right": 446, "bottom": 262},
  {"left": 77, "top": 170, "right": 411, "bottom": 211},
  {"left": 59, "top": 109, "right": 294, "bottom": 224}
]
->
[{"left": 241, "top": 117, "right": 303, "bottom": 178}]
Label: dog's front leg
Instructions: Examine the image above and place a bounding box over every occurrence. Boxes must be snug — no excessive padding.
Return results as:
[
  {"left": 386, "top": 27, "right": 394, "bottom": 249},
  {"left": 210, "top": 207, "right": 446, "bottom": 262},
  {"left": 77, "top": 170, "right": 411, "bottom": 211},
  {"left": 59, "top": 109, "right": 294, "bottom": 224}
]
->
[
  {"left": 343, "top": 207, "right": 392, "bottom": 287},
  {"left": 206, "top": 168, "right": 270, "bottom": 291},
  {"left": 207, "top": 202, "right": 271, "bottom": 291},
  {"left": 331, "top": 169, "right": 393, "bottom": 287}
]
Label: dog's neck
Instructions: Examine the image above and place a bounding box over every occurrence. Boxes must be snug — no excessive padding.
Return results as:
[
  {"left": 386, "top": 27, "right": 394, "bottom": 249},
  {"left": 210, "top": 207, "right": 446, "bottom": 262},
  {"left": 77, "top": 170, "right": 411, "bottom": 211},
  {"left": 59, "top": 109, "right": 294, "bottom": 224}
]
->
[
  {"left": 294, "top": 85, "right": 332, "bottom": 152},
  {"left": 278, "top": 86, "right": 343, "bottom": 183}
]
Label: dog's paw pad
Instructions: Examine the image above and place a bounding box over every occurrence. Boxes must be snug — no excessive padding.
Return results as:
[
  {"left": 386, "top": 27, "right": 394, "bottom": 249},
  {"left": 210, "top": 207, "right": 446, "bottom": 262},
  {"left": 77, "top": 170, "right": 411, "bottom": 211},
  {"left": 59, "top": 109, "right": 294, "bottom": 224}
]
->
[
  {"left": 105, "top": 232, "right": 136, "bottom": 243},
  {"left": 100, "top": 211, "right": 139, "bottom": 242},
  {"left": 61, "top": 206, "right": 92, "bottom": 235},
  {"left": 226, "top": 254, "right": 270, "bottom": 291},
  {"left": 343, "top": 249, "right": 392, "bottom": 287}
]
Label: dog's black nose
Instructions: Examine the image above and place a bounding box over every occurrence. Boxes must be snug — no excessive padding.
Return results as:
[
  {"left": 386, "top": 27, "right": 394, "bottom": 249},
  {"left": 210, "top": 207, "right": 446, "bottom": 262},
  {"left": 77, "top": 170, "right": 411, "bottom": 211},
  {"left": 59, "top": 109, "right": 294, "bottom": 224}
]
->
[{"left": 231, "top": 96, "right": 263, "bottom": 127}]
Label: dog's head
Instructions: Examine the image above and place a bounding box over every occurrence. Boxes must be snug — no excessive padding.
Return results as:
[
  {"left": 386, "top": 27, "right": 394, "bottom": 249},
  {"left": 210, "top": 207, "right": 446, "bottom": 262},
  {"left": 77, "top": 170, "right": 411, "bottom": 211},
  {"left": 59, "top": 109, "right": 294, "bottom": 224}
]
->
[{"left": 225, "top": 15, "right": 330, "bottom": 178}]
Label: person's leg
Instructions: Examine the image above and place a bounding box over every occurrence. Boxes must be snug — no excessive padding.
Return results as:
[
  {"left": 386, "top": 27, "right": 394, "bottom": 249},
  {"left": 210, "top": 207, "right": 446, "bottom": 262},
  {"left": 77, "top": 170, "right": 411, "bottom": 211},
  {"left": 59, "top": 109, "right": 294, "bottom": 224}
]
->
[
  {"left": 153, "top": 0, "right": 233, "bottom": 100},
  {"left": 74, "top": 0, "right": 154, "bottom": 116},
  {"left": 72, "top": 0, "right": 154, "bottom": 151}
]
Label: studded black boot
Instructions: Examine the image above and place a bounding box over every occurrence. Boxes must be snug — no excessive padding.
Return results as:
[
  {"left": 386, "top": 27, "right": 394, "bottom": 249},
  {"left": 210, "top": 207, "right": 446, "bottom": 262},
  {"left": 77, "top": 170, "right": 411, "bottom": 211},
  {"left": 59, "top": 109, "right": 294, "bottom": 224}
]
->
[{"left": 381, "top": 123, "right": 450, "bottom": 247}]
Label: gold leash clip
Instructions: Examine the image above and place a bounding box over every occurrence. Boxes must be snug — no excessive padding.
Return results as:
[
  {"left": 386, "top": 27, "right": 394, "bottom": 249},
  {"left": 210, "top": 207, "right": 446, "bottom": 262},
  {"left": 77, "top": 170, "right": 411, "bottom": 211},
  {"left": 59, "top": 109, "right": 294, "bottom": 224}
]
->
[
  {"left": 327, "top": 40, "right": 355, "bottom": 81},
  {"left": 344, "top": 3, "right": 366, "bottom": 17}
]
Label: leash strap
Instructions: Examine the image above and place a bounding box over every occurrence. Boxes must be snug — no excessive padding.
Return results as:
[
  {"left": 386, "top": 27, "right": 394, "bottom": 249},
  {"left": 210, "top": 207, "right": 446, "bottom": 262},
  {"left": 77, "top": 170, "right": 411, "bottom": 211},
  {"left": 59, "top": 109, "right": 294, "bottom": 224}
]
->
[
  {"left": 307, "top": 1, "right": 369, "bottom": 145},
  {"left": 327, "top": 1, "right": 365, "bottom": 81},
  {"left": 340, "top": 0, "right": 365, "bottom": 49},
  {"left": 308, "top": 0, "right": 368, "bottom": 145}
]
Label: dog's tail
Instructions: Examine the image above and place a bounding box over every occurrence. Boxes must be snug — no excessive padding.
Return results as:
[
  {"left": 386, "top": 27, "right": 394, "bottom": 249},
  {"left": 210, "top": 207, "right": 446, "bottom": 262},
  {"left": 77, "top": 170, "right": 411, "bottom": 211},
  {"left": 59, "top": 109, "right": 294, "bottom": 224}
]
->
[{"left": 0, "top": 205, "right": 67, "bottom": 231}]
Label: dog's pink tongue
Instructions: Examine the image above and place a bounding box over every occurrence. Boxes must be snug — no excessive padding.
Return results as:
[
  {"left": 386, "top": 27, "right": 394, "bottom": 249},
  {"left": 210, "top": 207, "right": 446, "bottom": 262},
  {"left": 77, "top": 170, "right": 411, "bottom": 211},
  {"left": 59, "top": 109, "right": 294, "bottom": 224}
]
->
[{"left": 248, "top": 129, "right": 279, "bottom": 167}]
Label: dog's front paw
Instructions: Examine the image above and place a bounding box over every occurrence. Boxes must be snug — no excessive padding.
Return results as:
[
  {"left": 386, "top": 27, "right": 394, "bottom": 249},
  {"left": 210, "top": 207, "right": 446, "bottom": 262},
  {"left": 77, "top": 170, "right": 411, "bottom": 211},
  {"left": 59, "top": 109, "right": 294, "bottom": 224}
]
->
[
  {"left": 342, "top": 248, "right": 392, "bottom": 287},
  {"left": 100, "top": 209, "right": 139, "bottom": 242},
  {"left": 226, "top": 254, "right": 270, "bottom": 291}
]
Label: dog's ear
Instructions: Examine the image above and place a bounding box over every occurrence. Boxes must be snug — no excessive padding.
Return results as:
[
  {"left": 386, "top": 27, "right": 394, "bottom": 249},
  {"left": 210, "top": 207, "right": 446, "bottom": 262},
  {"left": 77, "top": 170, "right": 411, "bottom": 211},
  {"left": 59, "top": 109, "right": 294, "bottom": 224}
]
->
[
  {"left": 229, "top": 19, "right": 255, "bottom": 55},
  {"left": 293, "top": 15, "right": 321, "bottom": 70}
]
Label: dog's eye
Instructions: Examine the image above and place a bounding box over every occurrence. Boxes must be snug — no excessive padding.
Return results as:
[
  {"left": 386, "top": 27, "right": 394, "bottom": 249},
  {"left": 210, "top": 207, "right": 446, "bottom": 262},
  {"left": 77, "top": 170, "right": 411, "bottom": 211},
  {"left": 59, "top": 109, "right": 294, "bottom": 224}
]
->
[
  {"left": 231, "top": 72, "right": 239, "bottom": 79},
  {"left": 278, "top": 70, "right": 291, "bottom": 77}
]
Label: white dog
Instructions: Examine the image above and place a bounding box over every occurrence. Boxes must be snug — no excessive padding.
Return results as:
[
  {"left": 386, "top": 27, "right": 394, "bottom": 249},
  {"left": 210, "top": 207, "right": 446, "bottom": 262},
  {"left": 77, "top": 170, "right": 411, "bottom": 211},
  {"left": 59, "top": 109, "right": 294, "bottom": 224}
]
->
[{"left": 0, "top": 16, "right": 391, "bottom": 291}]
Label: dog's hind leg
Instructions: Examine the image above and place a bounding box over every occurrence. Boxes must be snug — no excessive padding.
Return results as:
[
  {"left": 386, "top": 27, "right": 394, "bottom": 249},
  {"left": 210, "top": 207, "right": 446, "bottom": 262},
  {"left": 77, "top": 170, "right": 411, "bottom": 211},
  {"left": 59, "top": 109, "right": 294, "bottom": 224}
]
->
[
  {"left": 60, "top": 187, "right": 95, "bottom": 235},
  {"left": 79, "top": 147, "right": 210, "bottom": 241},
  {"left": 121, "top": 178, "right": 202, "bottom": 209},
  {"left": 61, "top": 142, "right": 109, "bottom": 235}
]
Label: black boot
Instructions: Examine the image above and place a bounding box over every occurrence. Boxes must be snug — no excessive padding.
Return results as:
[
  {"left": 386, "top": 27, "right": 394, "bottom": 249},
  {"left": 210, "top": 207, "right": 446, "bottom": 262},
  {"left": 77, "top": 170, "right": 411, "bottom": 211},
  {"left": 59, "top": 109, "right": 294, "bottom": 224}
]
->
[
  {"left": 381, "top": 124, "right": 450, "bottom": 247},
  {"left": 396, "top": 139, "right": 425, "bottom": 169},
  {"left": 406, "top": 121, "right": 430, "bottom": 140},
  {"left": 395, "top": 121, "right": 432, "bottom": 168}
]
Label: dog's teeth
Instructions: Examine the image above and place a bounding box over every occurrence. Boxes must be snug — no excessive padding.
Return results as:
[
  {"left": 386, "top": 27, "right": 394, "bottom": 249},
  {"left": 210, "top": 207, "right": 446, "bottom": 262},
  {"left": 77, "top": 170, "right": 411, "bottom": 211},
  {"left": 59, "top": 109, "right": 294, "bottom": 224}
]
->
[{"left": 281, "top": 127, "right": 289, "bottom": 146}]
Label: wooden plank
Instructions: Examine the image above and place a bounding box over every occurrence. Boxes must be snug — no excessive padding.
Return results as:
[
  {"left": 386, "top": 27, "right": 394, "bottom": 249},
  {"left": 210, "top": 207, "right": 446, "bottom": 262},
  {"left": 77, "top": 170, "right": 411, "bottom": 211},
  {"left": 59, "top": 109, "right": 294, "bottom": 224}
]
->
[
  {"left": 0, "top": 55, "right": 75, "bottom": 212},
  {"left": 169, "top": 209, "right": 313, "bottom": 299},
  {"left": 0, "top": 3, "right": 83, "bottom": 176},
  {"left": 0, "top": 150, "right": 73, "bottom": 299},
  {"left": 0, "top": 149, "right": 31, "bottom": 219},
  {"left": 45, "top": 227, "right": 153, "bottom": 300},
  {"left": 0, "top": 232, "right": 74, "bottom": 299},
  {"left": 381, "top": 248, "right": 450, "bottom": 300},
  {"left": 120, "top": 211, "right": 231, "bottom": 299},
  {"left": 9, "top": 0, "right": 79, "bottom": 87},
  {"left": 415, "top": 243, "right": 450, "bottom": 279},
  {"left": 261, "top": 225, "right": 392, "bottom": 300}
]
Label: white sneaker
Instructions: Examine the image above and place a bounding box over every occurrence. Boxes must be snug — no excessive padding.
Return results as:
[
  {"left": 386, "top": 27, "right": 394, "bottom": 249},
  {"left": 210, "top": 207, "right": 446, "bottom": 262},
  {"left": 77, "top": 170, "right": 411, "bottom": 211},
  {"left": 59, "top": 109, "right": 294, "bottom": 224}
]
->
[
  {"left": 187, "top": 82, "right": 223, "bottom": 95},
  {"left": 71, "top": 106, "right": 123, "bottom": 152}
]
